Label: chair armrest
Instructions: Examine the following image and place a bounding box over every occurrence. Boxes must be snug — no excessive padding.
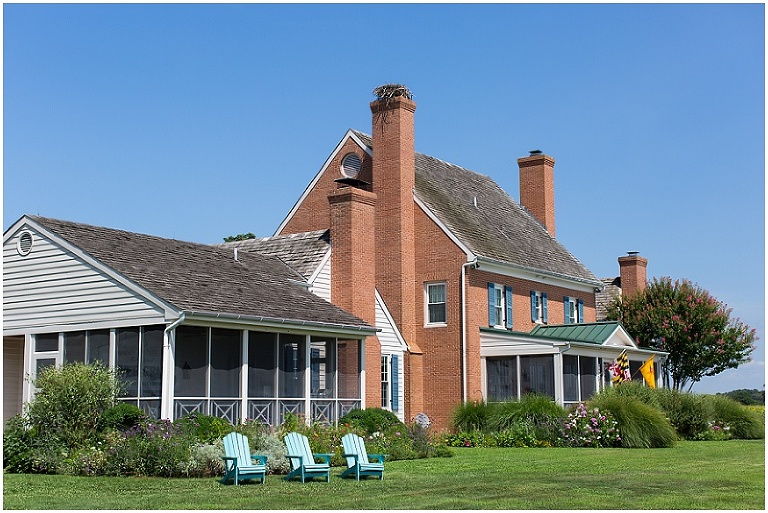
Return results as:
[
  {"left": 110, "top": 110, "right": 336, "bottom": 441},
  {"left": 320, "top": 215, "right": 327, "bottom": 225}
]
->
[
  {"left": 250, "top": 454, "right": 268, "bottom": 465},
  {"left": 222, "top": 456, "right": 238, "bottom": 469},
  {"left": 313, "top": 453, "right": 332, "bottom": 464},
  {"left": 368, "top": 453, "right": 387, "bottom": 463},
  {"left": 286, "top": 453, "right": 305, "bottom": 463},
  {"left": 342, "top": 453, "right": 361, "bottom": 462}
]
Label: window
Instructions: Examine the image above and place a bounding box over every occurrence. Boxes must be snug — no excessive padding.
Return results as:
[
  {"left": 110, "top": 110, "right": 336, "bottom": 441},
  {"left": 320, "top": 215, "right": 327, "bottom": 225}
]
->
[
  {"left": 564, "top": 296, "right": 584, "bottom": 324},
  {"left": 425, "top": 282, "right": 447, "bottom": 325},
  {"left": 530, "top": 291, "right": 548, "bottom": 323},
  {"left": 487, "top": 357, "right": 518, "bottom": 401},
  {"left": 381, "top": 354, "right": 400, "bottom": 412},
  {"left": 488, "top": 283, "right": 513, "bottom": 329},
  {"left": 520, "top": 355, "right": 555, "bottom": 398},
  {"left": 381, "top": 355, "right": 390, "bottom": 408}
]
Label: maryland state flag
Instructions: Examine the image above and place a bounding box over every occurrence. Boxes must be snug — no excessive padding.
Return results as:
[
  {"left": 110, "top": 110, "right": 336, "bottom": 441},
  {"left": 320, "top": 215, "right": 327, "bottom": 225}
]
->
[
  {"left": 609, "top": 350, "right": 631, "bottom": 385},
  {"left": 639, "top": 355, "right": 656, "bottom": 388}
]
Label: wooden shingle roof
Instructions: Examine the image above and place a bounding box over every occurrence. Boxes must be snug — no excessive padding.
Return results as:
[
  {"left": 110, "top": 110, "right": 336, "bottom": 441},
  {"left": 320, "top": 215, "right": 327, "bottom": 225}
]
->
[
  {"left": 221, "top": 230, "right": 330, "bottom": 280},
  {"left": 30, "top": 216, "right": 371, "bottom": 330},
  {"left": 351, "top": 131, "right": 600, "bottom": 285}
]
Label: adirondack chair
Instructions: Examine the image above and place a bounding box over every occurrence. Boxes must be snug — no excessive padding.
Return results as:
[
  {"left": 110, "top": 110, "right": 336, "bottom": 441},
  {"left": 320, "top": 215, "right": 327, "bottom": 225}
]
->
[
  {"left": 220, "top": 432, "right": 268, "bottom": 485},
  {"left": 340, "top": 433, "right": 386, "bottom": 480},
  {"left": 283, "top": 432, "right": 331, "bottom": 482}
]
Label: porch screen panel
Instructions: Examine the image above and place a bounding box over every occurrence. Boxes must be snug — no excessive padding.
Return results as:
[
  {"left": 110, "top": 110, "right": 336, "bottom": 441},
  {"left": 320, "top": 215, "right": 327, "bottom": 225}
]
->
[
  {"left": 35, "top": 333, "right": 58, "bottom": 352},
  {"left": 563, "top": 355, "right": 579, "bottom": 402},
  {"left": 64, "top": 331, "right": 86, "bottom": 363},
  {"left": 174, "top": 326, "right": 208, "bottom": 397},
  {"left": 311, "top": 337, "right": 336, "bottom": 398},
  {"left": 117, "top": 328, "right": 140, "bottom": 397},
  {"left": 580, "top": 357, "right": 597, "bottom": 399},
  {"left": 337, "top": 339, "right": 360, "bottom": 399},
  {"left": 141, "top": 326, "right": 164, "bottom": 397},
  {"left": 487, "top": 357, "right": 517, "bottom": 401},
  {"left": 279, "top": 334, "right": 305, "bottom": 398},
  {"left": 520, "top": 355, "right": 554, "bottom": 399},
  {"left": 87, "top": 330, "right": 110, "bottom": 365},
  {"left": 248, "top": 331, "right": 277, "bottom": 398},
  {"left": 210, "top": 328, "right": 241, "bottom": 398}
]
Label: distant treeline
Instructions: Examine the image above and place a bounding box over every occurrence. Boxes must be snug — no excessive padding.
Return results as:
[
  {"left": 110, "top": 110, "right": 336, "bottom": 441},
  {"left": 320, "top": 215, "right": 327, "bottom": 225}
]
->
[{"left": 718, "top": 389, "right": 765, "bottom": 405}]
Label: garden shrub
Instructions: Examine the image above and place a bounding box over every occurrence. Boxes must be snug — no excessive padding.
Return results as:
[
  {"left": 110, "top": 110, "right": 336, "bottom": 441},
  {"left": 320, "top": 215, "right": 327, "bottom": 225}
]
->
[
  {"left": 99, "top": 403, "right": 147, "bottom": 431},
  {"left": 708, "top": 394, "right": 765, "bottom": 440},
  {"left": 26, "top": 362, "right": 122, "bottom": 448},
  {"left": 654, "top": 388, "right": 712, "bottom": 440},
  {"left": 589, "top": 396, "right": 676, "bottom": 448},
  {"left": 451, "top": 401, "right": 492, "bottom": 432},
  {"left": 338, "top": 408, "right": 405, "bottom": 435},
  {"left": 560, "top": 403, "right": 621, "bottom": 448},
  {"left": 443, "top": 430, "right": 495, "bottom": 448},
  {"left": 3, "top": 415, "right": 35, "bottom": 473},
  {"left": 175, "top": 413, "right": 233, "bottom": 444}
]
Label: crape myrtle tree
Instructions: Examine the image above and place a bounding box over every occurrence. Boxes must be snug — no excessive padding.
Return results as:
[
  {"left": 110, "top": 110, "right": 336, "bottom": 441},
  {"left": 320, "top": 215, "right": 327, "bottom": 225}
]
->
[{"left": 605, "top": 277, "right": 756, "bottom": 392}]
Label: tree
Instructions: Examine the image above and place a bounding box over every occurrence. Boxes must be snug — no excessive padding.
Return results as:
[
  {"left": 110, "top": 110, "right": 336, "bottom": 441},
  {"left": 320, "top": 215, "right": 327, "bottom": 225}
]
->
[
  {"left": 605, "top": 277, "right": 756, "bottom": 392},
  {"left": 222, "top": 233, "right": 256, "bottom": 242}
]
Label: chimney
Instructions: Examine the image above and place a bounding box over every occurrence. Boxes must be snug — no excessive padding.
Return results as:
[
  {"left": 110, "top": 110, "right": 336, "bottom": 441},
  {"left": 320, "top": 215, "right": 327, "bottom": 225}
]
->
[
  {"left": 518, "top": 150, "right": 556, "bottom": 237},
  {"left": 618, "top": 251, "right": 648, "bottom": 297},
  {"left": 328, "top": 185, "right": 381, "bottom": 406},
  {"left": 370, "top": 84, "right": 417, "bottom": 342}
]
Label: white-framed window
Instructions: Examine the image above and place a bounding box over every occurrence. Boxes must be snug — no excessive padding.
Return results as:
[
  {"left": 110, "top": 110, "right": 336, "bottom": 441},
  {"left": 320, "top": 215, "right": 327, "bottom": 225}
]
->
[
  {"left": 564, "top": 296, "right": 584, "bottom": 324},
  {"left": 530, "top": 291, "right": 548, "bottom": 323},
  {"left": 380, "top": 354, "right": 400, "bottom": 412},
  {"left": 488, "top": 283, "right": 513, "bottom": 329},
  {"left": 425, "top": 282, "right": 447, "bottom": 326}
]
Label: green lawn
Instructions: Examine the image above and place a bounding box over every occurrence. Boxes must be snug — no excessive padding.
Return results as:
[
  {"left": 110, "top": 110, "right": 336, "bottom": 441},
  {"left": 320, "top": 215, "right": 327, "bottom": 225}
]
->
[{"left": 3, "top": 440, "right": 764, "bottom": 509}]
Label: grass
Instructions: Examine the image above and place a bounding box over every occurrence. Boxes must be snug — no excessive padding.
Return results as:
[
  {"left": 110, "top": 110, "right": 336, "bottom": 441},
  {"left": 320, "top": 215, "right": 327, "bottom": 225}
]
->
[{"left": 3, "top": 440, "right": 764, "bottom": 509}]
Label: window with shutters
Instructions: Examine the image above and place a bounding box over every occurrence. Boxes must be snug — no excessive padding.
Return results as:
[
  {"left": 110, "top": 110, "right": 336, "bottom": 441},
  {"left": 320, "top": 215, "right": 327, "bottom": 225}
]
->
[
  {"left": 380, "top": 354, "right": 400, "bottom": 413},
  {"left": 488, "top": 283, "right": 513, "bottom": 329},
  {"left": 530, "top": 291, "right": 548, "bottom": 324},
  {"left": 564, "top": 296, "right": 584, "bottom": 324}
]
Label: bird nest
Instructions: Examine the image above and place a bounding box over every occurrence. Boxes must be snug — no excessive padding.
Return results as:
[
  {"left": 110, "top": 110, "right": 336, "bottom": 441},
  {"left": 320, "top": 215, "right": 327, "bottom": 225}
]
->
[{"left": 373, "top": 84, "right": 413, "bottom": 101}]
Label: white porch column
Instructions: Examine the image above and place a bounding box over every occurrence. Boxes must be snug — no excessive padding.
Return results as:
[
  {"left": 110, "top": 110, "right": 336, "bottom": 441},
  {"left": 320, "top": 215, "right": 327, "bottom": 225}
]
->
[
  {"left": 359, "top": 337, "right": 366, "bottom": 409},
  {"left": 240, "top": 330, "right": 249, "bottom": 424},
  {"left": 553, "top": 351, "right": 564, "bottom": 406},
  {"left": 160, "top": 328, "right": 175, "bottom": 420}
]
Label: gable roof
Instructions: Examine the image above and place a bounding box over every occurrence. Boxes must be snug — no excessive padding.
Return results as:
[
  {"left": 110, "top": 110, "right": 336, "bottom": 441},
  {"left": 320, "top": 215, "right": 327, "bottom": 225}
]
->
[
  {"left": 23, "top": 216, "right": 372, "bottom": 332},
  {"left": 596, "top": 277, "right": 621, "bottom": 321},
  {"left": 350, "top": 130, "right": 600, "bottom": 286},
  {"left": 529, "top": 321, "right": 635, "bottom": 347},
  {"left": 221, "top": 230, "right": 330, "bottom": 280}
]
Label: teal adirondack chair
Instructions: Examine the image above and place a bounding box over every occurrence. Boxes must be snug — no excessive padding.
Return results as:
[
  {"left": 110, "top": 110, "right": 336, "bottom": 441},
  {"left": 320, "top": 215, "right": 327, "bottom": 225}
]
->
[
  {"left": 283, "top": 432, "right": 331, "bottom": 482},
  {"left": 220, "top": 432, "right": 268, "bottom": 485},
  {"left": 340, "top": 433, "right": 386, "bottom": 480}
]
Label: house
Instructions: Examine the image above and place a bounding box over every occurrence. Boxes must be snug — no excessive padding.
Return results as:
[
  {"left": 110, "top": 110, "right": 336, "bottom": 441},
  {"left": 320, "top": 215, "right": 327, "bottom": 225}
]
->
[
  {"left": 3, "top": 84, "right": 666, "bottom": 430},
  {"left": 2, "top": 216, "right": 377, "bottom": 425},
  {"left": 596, "top": 252, "right": 649, "bottom": 321}
]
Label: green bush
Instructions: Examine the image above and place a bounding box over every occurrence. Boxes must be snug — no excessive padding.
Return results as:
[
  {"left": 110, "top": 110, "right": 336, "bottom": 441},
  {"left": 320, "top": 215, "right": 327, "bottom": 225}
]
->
[
  {"left": 3, "top": 415, "right": 34, "bottom": 473},
  {"left": 99, "top": 403, "right": 147, "bottom": 431},
  {"left": 589, "top": 396, "right": 676, "bottom": 448},
  {"left": 27, "top": 362, "right": 122, "bottom": 448},
  {"left": 708, "top": 395, "right": 765, "bottom": 440},
  {"left": 338, "top": 408, "right": 405, "bottom": 435},
  {"left": 654, "top": 388, "right": 712, "bottom": 439},
  {"left": 560, "top": 403, "right": 621, "bottom": 448},
  {"left": 451, "top": 401, "right": 492, "bottom": 432},
  {"left": 175, "top": 413, "right": 233, "bottom": 444}
]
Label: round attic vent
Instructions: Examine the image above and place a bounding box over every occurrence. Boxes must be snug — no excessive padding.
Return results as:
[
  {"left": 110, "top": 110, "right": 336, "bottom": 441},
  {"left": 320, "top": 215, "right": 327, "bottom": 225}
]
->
[
  {"left": 17, "top": 231, "right": 33, "bottom": 257},
  {"left": 341, "top": 152, "right": 362, "bottom": 179}
]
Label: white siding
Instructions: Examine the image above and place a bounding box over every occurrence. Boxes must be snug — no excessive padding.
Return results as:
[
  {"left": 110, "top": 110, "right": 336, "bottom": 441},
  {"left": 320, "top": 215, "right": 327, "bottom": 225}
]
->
[
  {"left": 3, "top": 226, "right": 166, "bottom": 332},
  {"left": 3, "top": 336, "right": 24, "bottom": 421},
  {"left": 310, "top": 256, "right": 331, "bottom": 302},
  {"left": 375, "top": 293, "right": 406, "bottom": 421}
]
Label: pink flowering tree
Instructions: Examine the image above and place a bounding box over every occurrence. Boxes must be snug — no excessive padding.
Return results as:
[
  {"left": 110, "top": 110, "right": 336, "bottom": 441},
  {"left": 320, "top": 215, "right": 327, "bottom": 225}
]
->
[{"left": 605, "top": 277, "right": 756, "bottom": 391}]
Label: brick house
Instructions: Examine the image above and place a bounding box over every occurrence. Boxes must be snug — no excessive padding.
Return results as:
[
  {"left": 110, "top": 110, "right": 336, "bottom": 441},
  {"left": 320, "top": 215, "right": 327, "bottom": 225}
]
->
[{"left": 3, "top": 85, "right": 665, "bottom": 429}]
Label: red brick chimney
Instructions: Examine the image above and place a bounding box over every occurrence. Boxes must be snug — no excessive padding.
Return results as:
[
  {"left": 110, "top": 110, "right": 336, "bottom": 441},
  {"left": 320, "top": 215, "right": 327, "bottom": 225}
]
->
[
  {"left": 370, "top": 85, "right": 417, "bottom": 342},
  {"left": 518, "top": 151, "right": 556, "bottom": 237},
  {"left": 618, "top": 252, "right": 648, "bottom": 298},
  {"left": 328, "top": 185, "right": 380, "bottom": 406}
]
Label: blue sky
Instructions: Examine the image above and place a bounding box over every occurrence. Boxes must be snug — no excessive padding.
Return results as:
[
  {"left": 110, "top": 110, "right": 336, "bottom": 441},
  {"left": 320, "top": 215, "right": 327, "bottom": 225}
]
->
[{"left": 3, "top": 3, "right": 764, "bottom": 394}]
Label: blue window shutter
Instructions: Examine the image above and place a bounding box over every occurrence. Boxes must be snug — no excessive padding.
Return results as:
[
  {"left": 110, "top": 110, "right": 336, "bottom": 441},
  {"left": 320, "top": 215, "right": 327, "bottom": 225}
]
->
[
  {"left": 542, "top": 293, "right": 548, "bottom": 323},
  {"left": 391, "top": 355, "right": 399, "bottom": 412},
  {"left": 488, "top": 283, "right": 496, "bottom": 327},
  {"left": 577, "top": 299, "right": 584, "bottom": 324},
  {"left": 505, "top": 286, "right": 513, "bottom": 329},
  {"left": 530, "top": 291, "right": 537, "bottom": 322},
  {"left": 564, "top": 296, "right": 571, "bottom": 324}
]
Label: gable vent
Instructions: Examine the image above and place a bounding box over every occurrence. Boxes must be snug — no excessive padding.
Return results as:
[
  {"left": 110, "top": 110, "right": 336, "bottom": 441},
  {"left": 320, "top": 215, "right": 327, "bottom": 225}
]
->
[
  {"left": 341, "top": 153, "right": 362, "bottom": 179},
  {"left": 17, "top": 231, "right": 33, "bottom": 256}
]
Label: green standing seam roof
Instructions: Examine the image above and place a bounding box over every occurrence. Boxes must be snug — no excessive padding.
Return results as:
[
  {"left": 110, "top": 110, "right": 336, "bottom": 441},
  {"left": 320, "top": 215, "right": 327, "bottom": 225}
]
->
[{"left": 528, "top": 322, "right": 623, "bottom": 345}]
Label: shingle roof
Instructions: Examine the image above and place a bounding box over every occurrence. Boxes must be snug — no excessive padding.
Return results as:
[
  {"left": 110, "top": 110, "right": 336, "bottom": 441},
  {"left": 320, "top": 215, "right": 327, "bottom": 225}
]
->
[
  {"left": 221, "top": 230, "right": 330, "bottom": 279},
  {"left": 29, "top": 216, "right": 370, "bottom": 330},
  {"left": 596, "top": 277, "right": 621, "bottom": 321},
  {"left": 351, "top": 130, "right": 600, "bottom": 285}
]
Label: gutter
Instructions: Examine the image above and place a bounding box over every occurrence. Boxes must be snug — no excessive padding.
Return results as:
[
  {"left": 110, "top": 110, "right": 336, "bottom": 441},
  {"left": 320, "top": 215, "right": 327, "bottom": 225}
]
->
[{"left": 475, "top": 255, "right": 604, "bottom": 291}]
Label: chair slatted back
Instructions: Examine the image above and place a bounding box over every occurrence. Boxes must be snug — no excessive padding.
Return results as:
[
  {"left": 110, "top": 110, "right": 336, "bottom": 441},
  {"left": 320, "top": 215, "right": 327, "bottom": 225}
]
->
[
  {"left": 284, "top": 432, "right": 313, "bottom": 470},
  {"left": 342, "top": 433, "right": 370, "bottom": 467},
  {"left": 223, "top": 432, "right": 253, "bottom": 469}
]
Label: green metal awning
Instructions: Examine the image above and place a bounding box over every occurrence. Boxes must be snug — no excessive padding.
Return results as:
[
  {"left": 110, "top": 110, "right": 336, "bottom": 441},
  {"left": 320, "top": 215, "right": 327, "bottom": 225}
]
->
[{"left": 529, "top": 321, "right": 625, "bottom": 345}]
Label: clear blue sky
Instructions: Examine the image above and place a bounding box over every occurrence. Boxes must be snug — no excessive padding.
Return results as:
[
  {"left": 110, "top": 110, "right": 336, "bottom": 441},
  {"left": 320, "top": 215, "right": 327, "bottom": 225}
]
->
[{"left": 4, "top": 3, "right": 764, "bottom": 394}]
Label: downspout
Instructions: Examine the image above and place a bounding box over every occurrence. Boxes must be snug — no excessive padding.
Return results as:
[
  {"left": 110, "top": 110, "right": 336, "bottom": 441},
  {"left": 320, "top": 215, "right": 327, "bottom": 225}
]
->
[
  {"left": 461, "top": 259, "right": 478, "bottom": 403},
  {"left": 161, "top": 313, "right": 186, "bottom": 420}
]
